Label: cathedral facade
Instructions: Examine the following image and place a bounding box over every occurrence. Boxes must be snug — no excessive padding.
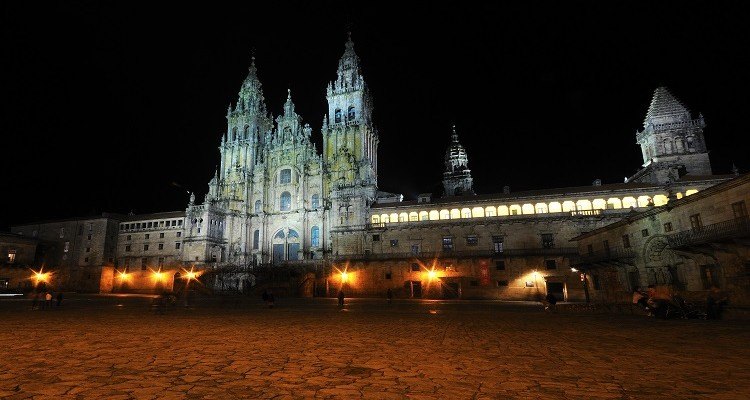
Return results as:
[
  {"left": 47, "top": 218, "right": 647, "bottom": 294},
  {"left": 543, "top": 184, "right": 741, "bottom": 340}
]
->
[{"left": 182, "top": 35, "right": 377, "bottom": 268}]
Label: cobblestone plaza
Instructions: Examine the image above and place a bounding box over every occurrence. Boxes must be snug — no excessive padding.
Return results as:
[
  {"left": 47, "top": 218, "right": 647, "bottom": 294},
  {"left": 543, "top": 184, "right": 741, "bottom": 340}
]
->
[{"left": 1, "top": 296, "right": 748, "bottom": 399}]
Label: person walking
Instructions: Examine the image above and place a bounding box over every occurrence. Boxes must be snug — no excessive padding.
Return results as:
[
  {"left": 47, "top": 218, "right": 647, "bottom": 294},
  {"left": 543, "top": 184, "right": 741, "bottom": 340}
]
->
[
  {"left": 45, "top": 292, "right": 53, "bottom": 309},
  {"left": 544, "top": 292, "right": 557, "bottom": 312},
  {"left": 338, "top": 290, "right": 345, "bottom": 307},
  {"left": 56, "top": 292, "right": 64, "bottom": 307},
  {"left": 387, "top": 288, "right": 393, "bottom": 305}
]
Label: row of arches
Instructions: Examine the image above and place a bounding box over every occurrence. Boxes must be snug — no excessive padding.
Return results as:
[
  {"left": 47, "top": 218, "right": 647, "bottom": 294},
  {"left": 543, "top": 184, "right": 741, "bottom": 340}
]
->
[
  {"left": 230, "top": 125, "right": 261, "bottom": 141},
  {"left": 253, "top": 194, "right": 320, "bottom": 213},
  {"left": 371, "top": 191, "right": 698, "bottom": 224},
  {"left": 334, "top": 106, "right": 356, "bottom": 123}
]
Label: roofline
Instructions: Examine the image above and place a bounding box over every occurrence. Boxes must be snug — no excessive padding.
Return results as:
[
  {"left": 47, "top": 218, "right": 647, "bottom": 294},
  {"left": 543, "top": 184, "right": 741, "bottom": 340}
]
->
[{"left": 571, "top": 173, "right": 750, "bottom": 241}]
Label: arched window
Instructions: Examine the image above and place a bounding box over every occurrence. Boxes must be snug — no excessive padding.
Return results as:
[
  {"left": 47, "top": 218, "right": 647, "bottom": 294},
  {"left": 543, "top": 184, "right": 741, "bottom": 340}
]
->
[
  {"left": 335, "top": 109, "right": 342, "bottom": 123},
  {"left": 348, "top": 106, "right": 355, "bottom": 121},
  {"left": 311, "top": 194, "right": 320, "bottom": 209},
  {"left": 274, "top": 230, "right": 285, "bottom": 239},
  {"left": 243, "top": 125, "right": 249, "bottom": 140},
  {"left": 288, "top": 229, "right": 299, "bottom": 239},
  {"left": 232, "top": 127, "right": 238, "bottom": 141},
  {"left": 253, "top": 230, "right": 259, "bottom": 249},
  {"left": 280, "top": 192, "right": 292, "bottom": 211},
  {"left": 311, "top": 226, "right": 320, "bottom": 247},
  {"left": 279, "top": 169, "right": 292, "bottom": 184},
  {"left": 254, "top": 200, "right": 262, "bottom": 213}
]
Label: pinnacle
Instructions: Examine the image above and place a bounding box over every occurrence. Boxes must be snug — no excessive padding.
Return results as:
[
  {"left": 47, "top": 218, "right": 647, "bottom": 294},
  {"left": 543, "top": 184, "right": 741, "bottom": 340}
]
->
[{"left": 644, "top": 86, "right": 691, "bottom": 127}]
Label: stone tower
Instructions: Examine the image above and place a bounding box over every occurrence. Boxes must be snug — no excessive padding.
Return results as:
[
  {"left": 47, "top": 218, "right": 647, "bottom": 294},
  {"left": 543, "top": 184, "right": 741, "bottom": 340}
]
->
[
  {"left": 442, "top": 125, "right": 474, "bottom": 196},
  {"left": 630, "top": 87, "right": 711, "bottom": 184},
  {"left": 323, "top": 33, "right": 379, "bottom": 227}
]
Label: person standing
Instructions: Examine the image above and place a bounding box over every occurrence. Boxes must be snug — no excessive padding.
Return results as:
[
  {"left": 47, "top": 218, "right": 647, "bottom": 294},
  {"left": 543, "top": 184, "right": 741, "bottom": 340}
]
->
[
  {"left": 56, "top": 292, "right": 63, "bottom": 307},
  {"left": 31, "top": 291, "right": 40, "bottom": 311},
  {"left": 338, "top": 290, "right": 345, "bottom": 307},
  {"left": 387, "top": 288, "right": 393, "bottom": 305},
  {"left": 267, "top": 290, "right": 275, "bottom": 309},
  {"left": 544, "top": 292, "right": 557, "bottom": 312},
  {"left": 45, "top": 292, "right": 53, "bottom": 309}
]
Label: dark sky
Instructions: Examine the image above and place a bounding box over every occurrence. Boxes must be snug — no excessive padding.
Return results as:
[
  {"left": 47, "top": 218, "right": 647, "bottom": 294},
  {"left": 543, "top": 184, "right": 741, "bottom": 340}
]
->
[{"left": 2, "top": 1, "right": 749, "bottom": 229}]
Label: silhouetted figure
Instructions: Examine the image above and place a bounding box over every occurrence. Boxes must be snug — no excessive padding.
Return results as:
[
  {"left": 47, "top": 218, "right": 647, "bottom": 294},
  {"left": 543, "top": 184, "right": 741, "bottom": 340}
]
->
[
  {"left": 545, "top": 292, "right": 557, "bottom": 312},
  {"left": 707, "top": 285, "right": 728, "bottom": 320},
  {"left": 387, "top": 288, "right": 393, "bottom": 305},
  {"left": 338, "top": 290, "right": 345, "bottom": 307},
  {"left": 45, "top": 292, "right": 53, "bottom": 309},
  {"left": 56, "top": 292, "right": 63, "bottom": 307},
  {"left": 31, "top": 292, "right": 40, "bottom": 310},
  {"left": 262, "top": 289, "right": 269, "bottom": 306},
  {"left": 267, "top": 290, "right": 275, "bottom": 309}
]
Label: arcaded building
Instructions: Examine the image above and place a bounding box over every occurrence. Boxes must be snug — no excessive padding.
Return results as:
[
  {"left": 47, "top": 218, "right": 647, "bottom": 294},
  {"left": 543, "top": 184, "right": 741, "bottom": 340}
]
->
[{"left": 8, "top": 37, "right": 738, "bottom": 300}]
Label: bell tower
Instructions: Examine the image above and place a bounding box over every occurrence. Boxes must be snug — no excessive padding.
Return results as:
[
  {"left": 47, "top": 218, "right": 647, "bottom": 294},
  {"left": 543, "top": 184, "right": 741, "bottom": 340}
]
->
[
  {"left": 323, "top": 33, "right": 378, "bottom": 227},
  {"left": 442, "top": 125, "right": 475, "bottom": 196}
]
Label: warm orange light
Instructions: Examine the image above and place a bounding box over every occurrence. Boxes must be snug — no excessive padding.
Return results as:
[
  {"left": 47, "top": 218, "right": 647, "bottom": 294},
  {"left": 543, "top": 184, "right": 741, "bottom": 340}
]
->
[
  {"left": 30, "top": 268, "right": 50, "bottom": 285},
  {"left": 117, "top": 270, "right": 130, "bottom": 280},
  {"left": 180, "top": 267, "right": 200, "bottom": 282},
  {"left": 427, "top": 269, "right": 437, "bottom": 280},
  {"left": 340, "top": 271, "right": 348, "bottom": 283},
  {"left": 150, "top": 268, "right": 166, "bottom": 282}
]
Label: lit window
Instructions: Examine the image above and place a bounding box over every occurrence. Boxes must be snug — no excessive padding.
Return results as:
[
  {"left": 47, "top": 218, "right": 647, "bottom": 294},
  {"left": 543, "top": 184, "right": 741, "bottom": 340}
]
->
[
  {"left": 280, "top": 192, "right": 292, "bottom": 211},
  {"left": 442, "top": 237, "right": 453, "bottom": 251},
  {"left": 7, "top": 250, "right": 16, "bottom": 264},
  {"left": 255, "top": 200, "right": 262, "bottom": 213},
  {"left": 280, "top": 169, "right": 292, "bottom": 184},
  {"left": 466, "top": 236, "right": 478, "bottom": 246},
  {"left": 311, "top": 194, "right": 320, "bottom": 209},
  {"left": 492, "top": 236, "right": 504, "bottom": 253}
]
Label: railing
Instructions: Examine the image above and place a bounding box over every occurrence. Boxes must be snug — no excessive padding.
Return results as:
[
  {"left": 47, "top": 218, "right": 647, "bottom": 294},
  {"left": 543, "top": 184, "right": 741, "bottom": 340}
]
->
[
  {"left": 332, "top": 247, "right": 578, "bottom": 261},
  {"left": 667, "top": 216, "right": 750, "bottom": 248},
  {"left": 570, "top": 209, "right": 602, "bottom": 216},
  {"left": 574, "top": 246, "right": 636, "bottom": 265}
]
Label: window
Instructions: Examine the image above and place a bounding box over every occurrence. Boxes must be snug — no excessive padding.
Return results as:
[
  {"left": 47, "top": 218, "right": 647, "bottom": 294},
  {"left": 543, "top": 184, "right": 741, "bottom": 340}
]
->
[
  {"left": 158, "top": 257, "right": 164, "bottom": 267},
  {"left": 411, "top": 244, "right": 420, "bottom": 255},
  {"left": 497, "top": 280, "right": 509, "bottom": 287},
  {"left": 641, "top": 229, "right": 649, "bottom": 237},
  {"left": 175, "top": 243, "right": 181, "bottom": 249},
  {"left": 442, "top": 237, "right": 453, "bottom": 251},
  {"left": 689, "top": 214, "right": 702, "bottom": 230},
  {"left": 390, "top": 239, "right": 399, "bottom": 247},
  {"left": 144, "top": 244, "right": 149, "bottom": 251},
  {"left": 495, "top": 260, "right": 505, "bottom": 270},
  {"left": 178, "top": 220, "right": 183, "bottom": 226},
  {"left": 700, "top": 265, "right": 719, "bottom": 289},
  {"left": 311, "top": 194, "right": 320, "bottom": 209},
  {"left": 87, "top": 234, "right": 92, "bottom": 240},
  {"left": 492, "top": 236, "right": 504, "bottom": 253},
  {"left": 466, "top": 235, "right": 478, "bottom": 246},
  {"left": 147, "top": 222, "right": 153, "bottom": 228},
  {"left": 126, "top": 235, "right": 131, "bottom": 241},
  {"left": 335, "top": 108, "right": 342, "bottom": 123},
  {"left": 84, "top": 257, "right": 89, "bottom": 263},
  {"left": 7, "top": 250, "right": 16, "bottom": 264},
  {"left": 280, "top": 169, "right": 291, "bottom": 184},
  {"left": 622, "top": 235, "right": 630, "bottom": 248},
  {"left": 176, "top": 232, "right": 181, "bottom": 237},
  {"left": 732, "top": 201, "right": 747, "bottom": 218},
  {"left": 541, "top": 233, "right": 554, "bottom": 248},
  {"left": 411, "top": 263, "right": 420, "bottom": 272},
  {"left": 145, "top": 234, "right": 150, "bottom": 240},
  {"left": 280, "top": 192, "right": 292, "bottom": 211},
  {"left": 86, "top": 247, "right": 91, "bottom": 253},
  {"left": 372, "top": 234, "right": 380, "bottom": 242},
  {"left": 348, "top": 106, "right": 355, "bottom": 121},
  {"left": 141, "top": 258, "right": 147, "bottom": 270},
  {"left": 545, "top": 260, "right": 557, "bottom": 269},
  {"left": 311, "top": 226, "right": 320, "bottom": 247},
  {"left": 664, "top": 222, "right": 673, "bottom": 232},
  {"left": 385, "top": 272, "right": 392, "bottom": 280},
  {"left": 159, "top": 232, "right": 164, "bottom": 238},
  {"left": 158, "top": 243, "right": 164, "bottom": 250},
  {"left": 253, "top": 230, "right": 260, "bottom": 249}
]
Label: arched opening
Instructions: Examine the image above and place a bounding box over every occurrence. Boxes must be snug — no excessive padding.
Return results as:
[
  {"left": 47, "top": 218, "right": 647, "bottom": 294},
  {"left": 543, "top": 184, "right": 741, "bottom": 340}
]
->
[
  {"left": 461, "top": 208, "right": 472, "bottom": 218},
  {"left": 498, "top": 206, "right": 509, "bottom": 216},
  {"left": 653, "top": 195, "right": 668, "bottom": 206},
  {"left": 311, "top": 226, "right": 320, "bottom": 247},
  {"left": 548, "top": 202, "right": 562, "bottom": 213},
  {"left": 254, "top": 200, "right": 262, "bottom": 213},
  {"left": 450, "top": 209, "right": 461, "bottom": 219},
  {"left": 637, "top": 196, "right": 652, "bottom": 207},
  {"left": 622, "top": 196, "right": 637, "bottom": 209},
  {"left": 576, "top": 200, "right": 592, "bottom": 211},
  {"left": 334, "top": 109, "right": 342, "bottom": 123},
  {"left": 521, "top": 204, "right": 535, "bottom": 214},
  {"left": 562, "top": 201, "right": 576, "bottom": 212},
  {"left": 606, "top": 198, "right": 622, "bottom": 209},
  {"left": 592, "top": 199, "right": 607, "bottom": 210},
  {"left": 311, "top": 194, "right": 320, "bottom": 209},
  {"left": 535, "top": 203, "right": 548, "bottom": 213},
  {"left": 429, "top": 210, "right": 439, "bottom": 220},
  {"left": 232, "top": 127, "right": 238, "bottom": 141},
  {"left": 243, "top": 125, "right": 249, "bottom": 139},
  {"left": 439, "top": 210, "right": 450, "bottom": 220},
  {"left": 685, "top": 189, "right": 698, "bottom": 196},
  {"left": 371, "top": 215, "right": 380, "bottom": 224},
  {"left": 472, "top": 207, "right": 485, "bottom": 218},
  {"left": 347, "top": 106, "right": 356, "bottom": 121},
  {"left": 509, "top": 205, "right": 522, "bottom": 215},
  {"left": 419, "top": 211, "right": 429, "bottom": 221},
  {"left": 253, "top": 230, "right": 259, "bottom": 250},
  {"left": 399, "top": 213, "right": 408, "bottom": 222},
  {"left": 408, "top": 212, "right": 419, "bottom": 222},
  {"left": 485, "top": 206, "right": 496, "bottom": 217},
  {"left": 381, "top": 214, "right": 390, "bottom": 224},
  {"left": 390, "top": 213, "right": 399, "bottom": 223}
]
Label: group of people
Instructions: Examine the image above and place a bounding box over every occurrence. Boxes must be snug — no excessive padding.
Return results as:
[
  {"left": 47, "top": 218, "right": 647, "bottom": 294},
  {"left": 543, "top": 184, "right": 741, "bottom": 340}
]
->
[
  {"left": 31, "top": 290, "right": 63, "bottom": 310},
  {"left": 632, "top": 284, "right": 727, "bottom": 319}
]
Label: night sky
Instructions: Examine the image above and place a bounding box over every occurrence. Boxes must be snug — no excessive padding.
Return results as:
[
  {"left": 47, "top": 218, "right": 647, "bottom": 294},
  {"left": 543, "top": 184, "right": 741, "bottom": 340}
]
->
[{"left": 3, "top": 1, "right": 750, "bottom": 230}]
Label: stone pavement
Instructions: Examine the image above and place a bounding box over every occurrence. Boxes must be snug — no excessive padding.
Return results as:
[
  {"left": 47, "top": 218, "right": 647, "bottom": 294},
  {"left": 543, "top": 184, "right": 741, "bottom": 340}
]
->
[{"left": 0, "top": 296, "right": 749, "bottom": 399}]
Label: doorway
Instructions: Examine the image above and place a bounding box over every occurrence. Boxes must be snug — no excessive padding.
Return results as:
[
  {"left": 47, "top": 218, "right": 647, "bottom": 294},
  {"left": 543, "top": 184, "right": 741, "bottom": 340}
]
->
[{"left": 546, "top": 281, "right": 564, "bottom": 301}]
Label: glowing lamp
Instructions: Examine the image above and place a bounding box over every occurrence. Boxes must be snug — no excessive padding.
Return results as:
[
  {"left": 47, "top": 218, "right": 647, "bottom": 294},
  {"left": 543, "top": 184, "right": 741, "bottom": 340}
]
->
[
  {"left": 186, "top": 271, "right": 197, "bottom": 280},
  {"left": 117, "top": 270, "right": 130, "bottom": 280},
  {"left": 340, "top": 271, "right": 348, "bottom": 283},
  {"left": 427, "top": 269, "right": 437, "bottom": 280},
  {"left": 570, "top": 267, "right": 578, "bottom": 272}
]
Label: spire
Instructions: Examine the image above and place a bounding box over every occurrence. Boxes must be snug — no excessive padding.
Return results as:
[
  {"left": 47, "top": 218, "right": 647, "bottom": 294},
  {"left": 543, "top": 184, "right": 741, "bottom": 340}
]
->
[
  {"left": 442, "top": 125, "right": 474, "bottom": 196},
  {"left": 283, "top": 88, "right": 295, "bottom": 117},
  {"left": 451, "top": 124, "right": 459, "bottom": 143},
  {"left": 644, "top": 86, "right": 691, "bottom": 128},
  {"left": 732, "top": 162, "right": 739, "bottom": 176}
]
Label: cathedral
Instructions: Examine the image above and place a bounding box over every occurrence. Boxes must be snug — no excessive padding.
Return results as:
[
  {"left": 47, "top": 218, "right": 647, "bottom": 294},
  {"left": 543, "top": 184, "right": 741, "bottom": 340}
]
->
[{"left": 8, "top": 34, "right": 745, "bottom": 303}]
